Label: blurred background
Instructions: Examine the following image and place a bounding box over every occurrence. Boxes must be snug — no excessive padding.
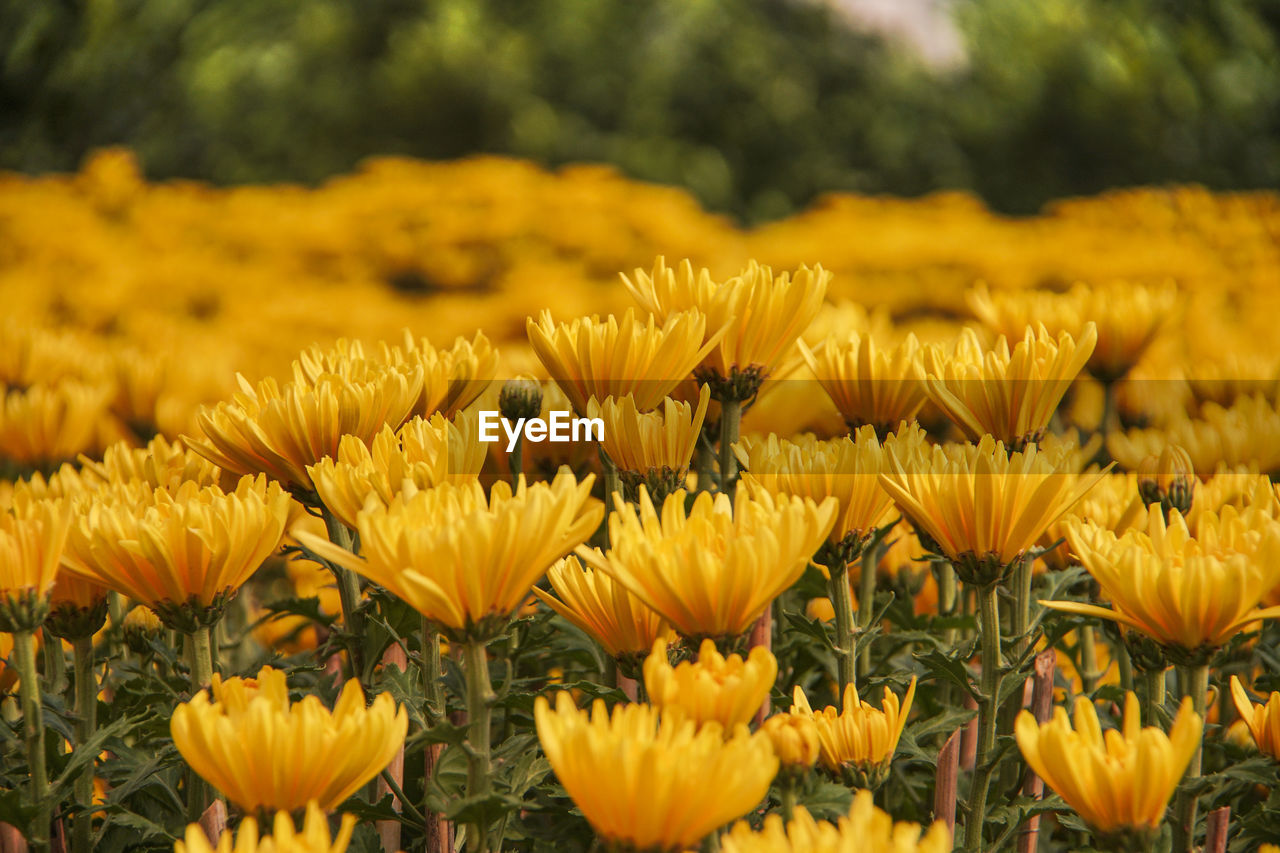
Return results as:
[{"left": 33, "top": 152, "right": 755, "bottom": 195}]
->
[{"left": 4, "top": 0, "right": 1279, "bottom": 222}]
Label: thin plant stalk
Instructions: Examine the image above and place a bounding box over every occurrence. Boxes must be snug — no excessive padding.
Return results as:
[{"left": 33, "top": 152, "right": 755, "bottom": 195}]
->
[
  {"left": 1142, "top": 667, "right": 1167, "bottom": 726},
  {"left": 421, "top": 618, "right": 451, "bottom": 853},
  {"left": 998, "top": 557, "right": 1033, "bottom": 791},
  {"left": 184, "top": 626, "right": 216, "bottom": 821},
  {"left": 826, "top": 559, "right": 857, "bottom": 695},
  {"left": 964, "top": 582, "right": 1004, "bottom": 852},
  {"left": 509, "top": 434, "right": 524, "bottom": 488},
  {"left": 320, "top": 506, "right": 366, "bottom": 677},
  {"left": 1173, "top": 663, "right": 1210, "bottom": 853},
  {"left": 463, "top": 637, "right": 496, "bottom": 853},
  {"left": 1077, "top": 626, "right": 1101, "bottom": 694},
  {"left": 856, "top": 541, "right": 878, "bottom": 680},
  {"left": 779, "top": 776, "right": 798, "bottom": 823},
  {"left": 718, "top": 398, "right": 742, "bottom": 499},
  {"left": 71, "top": 637, "right": 97, "bottom": 853},
  {"left": 41, "top": 626, "right": 65, "bottom": 695},
  {"left": 14, "top": 628, "right": 49, "bottom": 853}
]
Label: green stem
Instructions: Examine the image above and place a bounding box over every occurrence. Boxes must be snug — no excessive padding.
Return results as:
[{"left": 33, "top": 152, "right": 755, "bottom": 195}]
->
[
  {"left": 718, "top": 398, "right": 742, "bottom": 499},
  {"left": 72, "top": 637, "right": 97, "bottom": 853},
  {"left": 1173, "top": 663, "right": 1210, "bottom": 853},
  {"left": 1142, "top": 667, "right": 1167, "bottom": 727},
  {"left": 856, "top": 540, "right": 878, "bottom": 680},
  {"left": 14, "top": 629, "right": 49, "bottom": 853},
  {"left": 41, "top": 627, "right": 64, "bottom": 695},
  {"left": 998, "top": 557, "right": 1033, "bottom": 791},
  {"left": 827, "top": 560, "right": 857, "bottom": 695},
  {"left": 964, "top": 583, "right": 1003, "bottom": 852},
  {"left": 1077, "top": 626, "right": 1100, "bottom": 694},
  {"left": 185, "top": 626, "right": 215, "bottom": 821},
  {"left": 695, "top": 438, "right": 716, "bottom": 493},
  {"left": 510, "top": 434, "right": 524, "bottom": 488},
  {"left": 321, "top": 507, "right": 366, "bottom": 678},
  {"left": 780, "top": 776, "right": 797, "bottom": 823},
  {"left": 464, "top": 638, "right": 496, "bottom": 853}
]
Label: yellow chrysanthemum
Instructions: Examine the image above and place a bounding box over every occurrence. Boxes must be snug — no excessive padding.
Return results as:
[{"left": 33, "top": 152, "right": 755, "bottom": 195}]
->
[
  {"left": 791, "top": 678, "right": 917, "bottom": 786},
  {"left": 0, "top": 382, "right": 111, "bottom": 467},
  {"left": 374, "top": 329, "right": 498, "bottom": 418},
  {"left": 62, "top": 475, "right": 291, "bottom": 630},
  {"left": 174, "top": 802, "right": 356, "bottom": 853},
  {"left": 534, "top": 692, "right": 777, "bottom": 853},
  {"left": 171, "top": 667, "right": 407, "bottom": 813},
  {"left": 526, "top": 308, "right": 718, "bottom": 415},
  {"left": 799, "top": 332, "right": 927, "bottom": 436},
  {"left": 0, "top": 501, "right": 71, "bottom": 631},
  {"left": 307, "top": 412, "right": 485, "bottom": 530},
  {"left": 1047, "top": 505, "right": 1280, "bottom": 656},
  {"left": 760, "top": 711, "right": 821, "bottom": 774},
  {"left": 1184, "top": 352, "right": 1280, "bottom": 410},
  {"left": 1109, "top": 394, "right": 1280, "bottom": 476},
  {"left": 1229, "top": 676, "right": 1280, "bottom": 760},
  {"left": 297, "top": 470, "right": 602, "bottom": 638},
  {"left": 580, "top": 487, "right": 836, "bottom": 642},
  {"left": 588, "top": 386, "right": 710, "bottom": 499},
  {"left": 721, "top": 794, "right": 950, "bottom": 853},
  {"left": 187, "top": 350, "right": 423, "bottom": 491},
  {"left": 79, "top": 434, "right": 224, "bottom": 494},
  {"left": 644, "top": 638, "right": 778, "bottom": 731},
  {"left": 879, "top": 434, "right": 1106, "bottom": 586},
  {"left": 1015, "top": 693, "right": 1201, "bottom": 838},
  {"left": 921, "top": 324, "right": 1096, "bottom": 448},
  {"left": 533, "top": 554, "right": 673, "bottom": 665}
]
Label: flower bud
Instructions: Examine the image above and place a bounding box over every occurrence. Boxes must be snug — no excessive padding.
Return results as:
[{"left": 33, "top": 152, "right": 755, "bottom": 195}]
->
[
  {"left": 1137, "top": 445, "right": 1194, "bottom": 517},
  {"left": 498, "top": 377, "right": 543, "bottom": 422},
  {"left": 761, "top": 712, "right": 820, "bottom": 777},
  {"left": 122, "top": 605, "right": 164, "bottom": 654}
]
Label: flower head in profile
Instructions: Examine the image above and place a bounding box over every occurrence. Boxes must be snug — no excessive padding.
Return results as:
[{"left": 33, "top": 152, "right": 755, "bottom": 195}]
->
[
  {"left": 580, "top": 486, "right": 836, "bottom": 643},
  {"left": 721, "top": 792, "right": 949, "bottom": 853},
  {"left": 297, "top": 470, "right": 602, "bottom": 639},
  {"left": 644, "top": 638, "right": 778, "bottom": 731},
  {"left": 0, "top": 500, "right": 71, "bottom": 632},
  {"left": 533, "top": 553, "right": 672, "bottom": 671},
  {"left": 173, "top": 801, "right": 356, "bottom": 853},
  {"left": 879, "top": 435, "right": 1106, "bottom": 586},
  {"left": 1230, "top": 675, "right": 1280, "bottom": 760},
  {"left": 800, "top": 331, "right": 927, "bottom": 437},
  {"left": 921, "top": 324, "right": 1096, "bottom": 449},
  {"left": 1016, "top": 693, "right": 1201, "bottom": 843},
  {"left": 791, "top": 677, "right": 917, "bottom": 788},
  {"left": 588, "top": 386, "right": 710, "bottom": 502},
  {"left": 527, "top": 308, "right": 718, "bottom": 415},
  {"left": 373, "top": 329, "right": 498, "bottom": 418},
  {"left": 0, "top": 382, "right": 111, "bottom": 469},
  {"left": 760, "top": 712, "right": 821, "bottom": 777},
  {"left": 534, "top": 691, "right": 777, "bottom": 853},
  {"left": 170, "top": 667, "right": 407, "bottom": 813}
]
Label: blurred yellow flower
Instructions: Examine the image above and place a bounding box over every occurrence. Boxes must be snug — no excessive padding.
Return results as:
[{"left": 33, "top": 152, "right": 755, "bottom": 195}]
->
[
  {"left": 1136, "top": 444, "right": 1195, "bottom": 515},
  {"left": 533, "top": 553, "right": 672, "bottom": 666},
  {"left": 1229, "top": 675, "right": 1280, "bottom": 760},
  {"left": 1109, "top": 394, "right": 1280, "bottom": 476},
  {"left": 921, "top": 324, "right": 1096, "bottom": 449},
  {"left": 174, "top": 801, "right": 356, "bottom": 853},
  {"left": 0, "top": 382, "right": 111, "bottom": 468},
  {"left": 761, "top": 711, "right": 821, "bottom": 775},
  {"left": 721, "top": 793, "right": 949, "bottom": 853},
  {"left": 1015, "top": 693, "right": 1201, "bottom": 838},
  {"left": 580, "top": 486, "right": 836, "bottom": 642},
  {"left": 377, "top": 329, "right": 498, "bottom": 418},
  {"left": 644, "top": 638, "right": 778, "bottom": 731},
  {"left": 791, "top": 677, "right": 916, "bottom": 786},
  {"left": 534, "top": 691, "right": 777, "bottom": 852},
  {"left": 526, "top": 308, "right": 717, "bottom": 415},
  {"left": 800, "top": 331, "right": 926, "bottom": 437},
  {"left": 297, "top": 470, "right": 602, "bottom": 638},
  {"left": 170, "top": 667, "right": 407, "bottom": 813},
  {"left": 588, "top": 386, "right": 710, "bottom": 499},
  {"left": 0, "top": 501, "right": 71, "bottom": 631}
]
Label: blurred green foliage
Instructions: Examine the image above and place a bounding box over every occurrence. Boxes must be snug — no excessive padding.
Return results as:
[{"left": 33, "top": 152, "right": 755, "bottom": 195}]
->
[{"left": 2, "top": 0, "right": 1278, "bottom": 221}]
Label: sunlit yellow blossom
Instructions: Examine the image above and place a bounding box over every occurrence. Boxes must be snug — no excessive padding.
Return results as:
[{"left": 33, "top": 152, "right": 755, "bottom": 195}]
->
[
  {"left": 377, "top": 329, "right": 498, "bottom": 418},
  {"left": 588, "top": 386, "right": 710, "bottom": 499},
  {"left": 1015, "top": 693, "right": 1200, "bottom": 838},
  {"left": 1109, "top": 394, "right": 1280, "bottom": 476},
  {"left": 526, "top": 308, "right": 719, "bottom": 415},
  {"left": 580, "top": 487, "right": 836, "bottom": 642},
  {"left": 799, "top": 332, "right": 927, "bottom": 436},
  {"left": 644, "top": 638, "right": 778, "bottom": 731},
  {"left": 1229, "top": 675, "right": 1280, "bottom": 760},
  {"left": 307, "top": 412, "right": 485, "bottom": 529},
  {"left": 174, "top": 801, "right": 357, "bottom": 853},
  {"left": 0, "top": 382, "right": 111, "bottom": 467},
  {"left": 1048, "top": 505, "right": 1280, "bottom": 657},
  {"left": 297, "top": 470, "right": 602, "bottom": 638},
  {"left": 533, "top": 553, "right": 672, "bottom": 665},
  {"left": 921, "top": 324, "right": 1096, "bottom": 448},
  {"left": 62, "top": 475, "right": 291, "bottom": 630},
  {"left": 879, "top": 434, "right": 1105, "bottom": 585},
  {"left": 79, "top": 435, "right": 224, "bottom": 493},
  {"left": 760, "top": 712, "right": 820, "bottom": 774},
  {"left": 721, "top": 794, "right": 949, "bottom": 853},
  {"left": 1185, "top": 352, "right": 1280, "bottom": 410},
  {"left": 1187, "top": 467, "right": 1278, "bottom": 533},
  {"left": 791, "top": 678, "right": 916, "bottom": 786},
  {"left": 170, "top": 667, "right": 407, "bottom": 813},
  {"left": 0, "top": 501, "right": 71, "bottom": 631},
  {"left": 534, "top": 691, "right": 777, "bottom": 853},
  {"left": 187, "top": 360, "right": 423, "bottom": 492}
]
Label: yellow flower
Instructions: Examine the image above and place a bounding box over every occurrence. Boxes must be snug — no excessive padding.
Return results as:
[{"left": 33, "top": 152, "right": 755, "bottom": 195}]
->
[
  {"left": 791, "top": 677, "right": 917, "bottom": 787},
  {"left": 187, "top": 355, "right": 423, "bottom": 492},
  {"left": 376, "top": 329, "right": 499, "bottom": 418},
  {"left": 1185, "top": 352, "right": 1280, "bottom": 410},
  {"left": 721, "top": 794, "right": 950, "bottom": 853},
  {"left": 62, "top": 475, "right": 291, "bottom": 631},
  {"left": 526, "top": 307, "right": 718, "bottom": 415},
  {"left": 533, "top": 553, "right": 672, "bottom": 665},
  {"left": 921, "top": 324, "right": 1096, "bottom": 448},
  {"left": 580, "top": 486, "right": 836, "bottom": 642},
  {"left": 799, "top": 331, "right": 927, "bottom": 436},
  {"left": 1229, "top": 675, "right": 1280, "bottom": 760},
  {"left": 879, "top": 434, "right": 1106, "bottom": 586},
  {"left": 174, "top": 802, "right": 356, "bottom": 853},
  {"left": 79, "top": 435, "right": 224, "bottom": 494},
  {"left": 1136, "top": 445, "right": 1195, "bottom": 515},
  {"left": 760, "top": 712, "right": 821, "bottom": 774},
  {"left": 1109, "top": 394, "right": 1280, "bottom": 476},
  {"left": 534, "top": 691, "right": 777, "bottom": 853},
  {"left": 587, "top": 386, "right": 710, "bottom": 499},
  {"left": 1047, "top": 505, "right": 1280, "bottom": 658},
  {"left": 307, "top": 412, "right": 486, "bottom": 529},
  {"left": 1015, "top": 693, "right": 1201, "bottom": 838},
  {"left": 46, "top": 570, "right": 109, "bottom": 640},
  {"left": 296, "top": 470, "right": 602, "bottom": 638},
  {"left": 736, "top": 426, "right": 899, "bottom": 563},
  {"left": 643, "top": 638, "right": 778, "bottom": 731},
  {"left": 0, "top": 382, "right": 111, "bottom": 467},
  {"left": 0, "top": 501, "right": 71, "bottom": 631},
  {"left": 170, "top": 667, "right": 407, "bottom": 813}
]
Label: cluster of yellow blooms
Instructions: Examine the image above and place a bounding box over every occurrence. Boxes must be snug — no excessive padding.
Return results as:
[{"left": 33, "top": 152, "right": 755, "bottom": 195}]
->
[{"left": 1, "top": 151, "right": 1280, "bottom": 853}]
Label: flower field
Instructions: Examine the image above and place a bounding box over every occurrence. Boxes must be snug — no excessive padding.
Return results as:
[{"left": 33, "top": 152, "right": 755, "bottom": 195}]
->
[{"left": 2, "top": 149, "right": 1280, "bottom": 852}]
